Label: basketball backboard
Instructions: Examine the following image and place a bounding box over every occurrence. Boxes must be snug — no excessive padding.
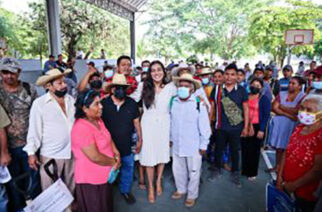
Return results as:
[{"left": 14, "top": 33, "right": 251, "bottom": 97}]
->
[{"left": 285, "top": 29, "right": 314, "bottom": 45}]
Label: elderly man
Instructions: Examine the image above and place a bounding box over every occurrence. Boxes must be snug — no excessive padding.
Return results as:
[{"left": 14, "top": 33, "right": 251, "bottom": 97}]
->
[
  {"left": 170, "top": 73, "right": 211, "bottom": 208},
  {"left": 0, "top": 57, "right": 39, "bottom": 211},
  {"left": 23, "top": 68, "right": 75, "bottom": 194}
]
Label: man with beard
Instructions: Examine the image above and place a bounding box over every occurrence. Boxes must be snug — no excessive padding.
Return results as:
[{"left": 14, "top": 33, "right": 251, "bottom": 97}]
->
[
  {"left": 0, "top": 57, "right": 39, "bottom": 211},
  {"left": 101, "top": 73, "right": 142, "bottom": 205},
  {"left": 23, "top": 68, "right": 75, "bottom": 195}
]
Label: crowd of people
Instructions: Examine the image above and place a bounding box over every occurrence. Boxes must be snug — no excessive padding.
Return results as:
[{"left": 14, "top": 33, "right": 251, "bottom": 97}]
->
[{"left": 0, "top": 55, "right": 321, "bottom": 212}]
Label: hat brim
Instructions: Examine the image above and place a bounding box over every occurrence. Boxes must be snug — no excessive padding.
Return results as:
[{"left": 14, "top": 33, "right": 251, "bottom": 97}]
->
[
  {"left": 0, "top": 66, "right": 19, "bottom": 73},
  {"left": 36, "top": 69, "right": 72, "bottom": 86},
  {"left": 173, "top": 76, "right": 201, "bottom": 89},
  {"left": 105, "top": 82, "right": 131, "bottom": 89},
  {"left": 171, "top": 66, "right": 196, "bottom": 76},
  {"left": 196, "top": 71, "right": 213, "bottom": 76}
]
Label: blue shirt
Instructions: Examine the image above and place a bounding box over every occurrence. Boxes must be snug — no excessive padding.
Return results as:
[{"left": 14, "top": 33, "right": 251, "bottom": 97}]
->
[
  {"left": 44, "top": 60, "right": 57, "bottom": 72},
  {"left": 279, "top": 78, "right": 290, "bottom": 92},
  {"left": 170, "top": 95, "right": 211, "bottom": 157}
]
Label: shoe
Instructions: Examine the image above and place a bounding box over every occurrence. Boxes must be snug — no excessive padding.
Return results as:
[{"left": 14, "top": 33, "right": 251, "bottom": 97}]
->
[
  {"left": 185, "top": 199, "right": 196, "bottom": 208},
  {"left": 122, "top": 193, "right": 136, "bottom": 205},
  {"left": 231, "top": 172, "right": 241, "bottom": 188},
  {"left": 171, "top": 191, "right": 184, "bottom": 200},
  {"left": 223, "top": 163, "right": 232, "bottom": 171},
  {"left": 248, "top": 176, "right": 257, "bottom": 181},
  {"left": 207, "top": 168, "right": 221, "bottom": 182}
]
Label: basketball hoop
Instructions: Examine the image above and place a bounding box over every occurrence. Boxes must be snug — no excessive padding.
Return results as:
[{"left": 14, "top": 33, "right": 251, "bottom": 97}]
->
[{"left": 285, "top": 29, "right": 314, "bottom": 46}]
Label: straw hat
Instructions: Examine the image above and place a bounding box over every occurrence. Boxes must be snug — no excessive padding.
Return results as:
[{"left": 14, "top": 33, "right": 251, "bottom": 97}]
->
[
  {"left": 196, "top": 67, "right": 213, "bottom": 76},
  {"left": 171, "top": 63, "right": 196, "bottom": 76},
  {"left": 36, "top": 68, "right": 72, "bottom": 86},
  {"left": 105, "top": 73, "right": 130, "bottom": 89},
  {"left": 173, "top": 73, "right": 201, "bottom": 89}
]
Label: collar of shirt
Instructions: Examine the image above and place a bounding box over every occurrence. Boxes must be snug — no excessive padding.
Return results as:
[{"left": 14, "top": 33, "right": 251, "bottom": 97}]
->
[
  {"left": 223, "top": 83, "right": 238, "bottom": 91},
  {"left": 173, "top": 94, "right": 195, "bottom": 103}
]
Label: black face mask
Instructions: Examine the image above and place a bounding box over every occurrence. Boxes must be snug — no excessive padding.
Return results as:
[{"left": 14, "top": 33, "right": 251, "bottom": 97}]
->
[
  {"left": 54, "top": 88, "right": 68, "bottom": 98},
  {"left": 114, "top": 86, "right": 126, "bottom": 99},
  {"left": 250, "top": 86, "right": 261, "bottom": 94},
  {"left": 90, "top": 80, "right": 102, "bottom": 89}
]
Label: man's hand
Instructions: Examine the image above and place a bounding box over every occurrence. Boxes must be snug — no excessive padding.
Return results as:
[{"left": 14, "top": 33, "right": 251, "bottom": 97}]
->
[
  {"left": 28, "top": 155, "right": 40, "bottom": 171},
  {"left": 199, "top": 149, "right": 207, "bottom": 155},
  {"left": 248, "top": 125, "right": 255, "bottom": 137},
  {"left": 257, "top": 131, "right": 264, "bottom": 140},
  {"left": 241, "top": 127, "right": 248, "bottom": 137},
  {"left": 113, "top": 156, "right": 121, "bottom": 170},
  {"left": 0, "top": 151, "right": 11, "bottom": 166}
]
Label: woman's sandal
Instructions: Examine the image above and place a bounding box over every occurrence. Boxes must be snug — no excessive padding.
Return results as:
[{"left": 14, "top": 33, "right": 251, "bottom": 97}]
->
[
  {"left": 148, "top": 186, "right": 155, "bottom": 203},
  {"left": 139, "top": 182, "right": 146, "bottom": 190}
]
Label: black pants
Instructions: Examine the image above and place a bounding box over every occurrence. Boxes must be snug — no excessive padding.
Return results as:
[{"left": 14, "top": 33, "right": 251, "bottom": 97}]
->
[
  {"left": 241, "top": 124, "right": 262, "bottom": 177},
  {"left": 214, "top": 129, "right": 241, "bottom": 172}
]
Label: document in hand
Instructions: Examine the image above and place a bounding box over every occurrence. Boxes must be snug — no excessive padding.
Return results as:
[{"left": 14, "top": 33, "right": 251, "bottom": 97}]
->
[{"left": 24, "top": 178, "right": 74, "bottom": 212}]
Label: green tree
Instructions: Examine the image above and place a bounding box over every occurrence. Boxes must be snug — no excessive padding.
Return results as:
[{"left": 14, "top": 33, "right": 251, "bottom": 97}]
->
[{"left": 249, "top": 0, "right": 322, "bottom": 67}]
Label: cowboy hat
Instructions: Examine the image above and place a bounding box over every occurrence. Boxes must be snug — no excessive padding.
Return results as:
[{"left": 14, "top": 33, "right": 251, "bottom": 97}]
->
[
  {"left": 173, "top": 73, "right": 201, "bottom": 89},
  {"left": 36, "top": 68, "right": 72, "bottom": 86},
  {"left": 0, "top": 57, "right": 21, "bottom": 73},
  {"left": 105, "top": 73, "right": 131, "bottom": 90},
  {"left": 171, "top": 63, "right": 196, "bottom": 76},
  {"left": 196, "top": 67, "right": 213, "bottom": 76}
]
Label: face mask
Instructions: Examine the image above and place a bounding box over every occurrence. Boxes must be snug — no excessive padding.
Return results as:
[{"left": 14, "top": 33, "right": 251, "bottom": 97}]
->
[
  {"left": 298, "top": 111, "right": 322, "bottom": 125},
  {"left": 201, "top": 78, "right": 209, "bottom": 85},
  {"left": 177, "top": 87, "right": 190, "bottom": 99},
  {"left": 54, "top": 88, "right": 68, "bottom": 98},
  {"left": 104, "top": 70, "right": 114, "bottom": 79},
  {"left": 143, "top": 67, "right": 149, "bottom": 72},
  {"left": 114, "top": 86, "right": 126, "bottom": 99},
  {"left": 312, "top": 81, "right": 322, "bottom": 90},
  {"left": 249, "top": 86, "right": 261, "bottom": 94},
  {"left": 90, "top": 80, "right": 102, "bottom": 89}
]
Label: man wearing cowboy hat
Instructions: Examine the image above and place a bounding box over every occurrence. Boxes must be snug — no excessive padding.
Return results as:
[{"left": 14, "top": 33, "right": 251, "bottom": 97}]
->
[
  {"left": 172, "top": 63, "right": 210, "bottom": 112},
  {"left": 23, "top": 68, "right": 76, "bottom": 195},
  {"left": 101, "top": 73, "right": 142, "bottom": 205},
  {"left": 197, "top": 67, "right": 215, "bottom": 101},
  {"left": 0, "top": 57, "right": 39, "bottom": 211},
  {"left": 170, "top": 73, "right": 211, "bottom": 208}
]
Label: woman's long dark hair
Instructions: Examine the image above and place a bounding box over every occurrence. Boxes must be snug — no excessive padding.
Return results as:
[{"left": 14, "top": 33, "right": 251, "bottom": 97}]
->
[{"left": 142, "top": 60, "right": 168, "bottom": 109}]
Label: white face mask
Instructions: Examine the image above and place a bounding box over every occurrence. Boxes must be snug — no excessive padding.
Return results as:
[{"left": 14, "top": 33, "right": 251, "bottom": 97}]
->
[
  {"left": 298, "top": 111, "right": 322, "bottom": 125},
  {"left": 104, "top": 70, "right": 114, "bottom": 79}
]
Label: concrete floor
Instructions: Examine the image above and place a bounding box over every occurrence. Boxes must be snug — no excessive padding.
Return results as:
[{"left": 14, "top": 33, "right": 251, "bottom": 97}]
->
[{"left": 113, "top": 156, "right": 271, "bottom": 212}]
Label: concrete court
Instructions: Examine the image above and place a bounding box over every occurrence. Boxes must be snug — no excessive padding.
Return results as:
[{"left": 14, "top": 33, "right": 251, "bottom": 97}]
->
[{"left": 113, "top": 156, "right": 271, "bottom": 212}]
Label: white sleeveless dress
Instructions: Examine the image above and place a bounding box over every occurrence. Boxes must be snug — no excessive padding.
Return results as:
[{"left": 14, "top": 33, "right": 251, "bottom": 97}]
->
[{"left": 139, "top": 83, "right": 176, "bottom": 166}]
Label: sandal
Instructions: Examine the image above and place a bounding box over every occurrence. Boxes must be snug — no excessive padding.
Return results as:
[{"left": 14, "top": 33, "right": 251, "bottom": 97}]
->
[
  {"left": 156, "top": 180, "right": 163, "bottom": 196},
  {"left": 171, "top": 191, "right": 184, "bottom": 200},
  {"left": 185, "top": 199, "right": 196, "bottom": 208},
  {"left": 139, "top": 182, "right": 146, "bottom": 190},
  {"left": 148, "top": 186, "right": 155, "bottom": 203}
]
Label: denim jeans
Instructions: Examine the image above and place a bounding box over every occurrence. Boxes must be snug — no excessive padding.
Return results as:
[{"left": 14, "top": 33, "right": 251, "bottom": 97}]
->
[
  {"left": 0, "top": 185, "right": 8, "bottom": 212},
  {"left": 7, "top": 147, "right": 41, "bottom": 211},
  {"left": 119, "top": 154, "right": 134, "bottom": 194}
]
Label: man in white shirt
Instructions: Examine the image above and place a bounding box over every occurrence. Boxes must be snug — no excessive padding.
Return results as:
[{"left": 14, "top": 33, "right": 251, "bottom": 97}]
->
[{"left": 23, "top": 68, "right": 75, "bottom": 193}]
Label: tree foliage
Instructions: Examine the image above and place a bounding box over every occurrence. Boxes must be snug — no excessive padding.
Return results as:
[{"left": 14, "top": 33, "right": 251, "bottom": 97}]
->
[{"left": 249, "top": 0, "right": 322, "bottom": 66}]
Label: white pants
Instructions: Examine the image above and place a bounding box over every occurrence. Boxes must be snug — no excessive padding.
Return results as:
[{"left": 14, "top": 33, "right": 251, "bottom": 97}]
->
[{"left": 172, "top": 153, "right": 202, "bottom": 199}]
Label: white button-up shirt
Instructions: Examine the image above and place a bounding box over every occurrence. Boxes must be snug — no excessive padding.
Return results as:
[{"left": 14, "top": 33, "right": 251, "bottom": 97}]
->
[
  {"left": 23, "top": 92, "right": 75, "bottom": 159},
  {"left": 170, "top": 94, "right": 211, "bottom": 157}
]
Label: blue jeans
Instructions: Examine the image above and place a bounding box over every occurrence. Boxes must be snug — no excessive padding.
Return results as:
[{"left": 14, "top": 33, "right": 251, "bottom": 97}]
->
[
  {"left": 7, "top": 147, "right": 41, "bottom": 211},
  {"left": 119, "top": 154, "right": 134, "bottom": 194},
  {"left": 0, "top": 185, "right": 8, "bottom": 212}
]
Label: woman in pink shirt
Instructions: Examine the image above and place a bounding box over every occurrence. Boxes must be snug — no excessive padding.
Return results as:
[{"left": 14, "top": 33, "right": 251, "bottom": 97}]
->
[{"left": 71, "top": 89, "right": 121, "bottom": 212}]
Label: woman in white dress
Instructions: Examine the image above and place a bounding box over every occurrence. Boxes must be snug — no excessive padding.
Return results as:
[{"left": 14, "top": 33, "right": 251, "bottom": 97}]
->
[{"left": 139, "top": 60, "right": 176, "bottom": 203}]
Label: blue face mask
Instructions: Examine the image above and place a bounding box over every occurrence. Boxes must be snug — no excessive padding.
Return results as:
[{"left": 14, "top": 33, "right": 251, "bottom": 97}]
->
[
  {"left": 201, "top": 78, "right": 210, "bottom": 85},
  {"left": 312, "top": 81, "right": 322, "bottom": 90},
  {"left": 177, "top": 87, "right": 190, "bottom": 99},
  {"left": 142, "top": 67, "right": 149, "bottom": 72},
  {"left": 104, "top": 70, "right": 114, "bottom": 79}
]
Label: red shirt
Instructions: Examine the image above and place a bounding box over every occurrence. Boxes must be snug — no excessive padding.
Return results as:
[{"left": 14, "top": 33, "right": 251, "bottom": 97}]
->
[{"left": 283, "top": 125, "right": 322, "bottom": 201}]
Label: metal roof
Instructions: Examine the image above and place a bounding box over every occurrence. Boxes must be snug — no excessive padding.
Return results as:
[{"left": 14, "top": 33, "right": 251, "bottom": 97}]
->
[{"left": 82, "top": 0, "right": 148, "bottom": 21}]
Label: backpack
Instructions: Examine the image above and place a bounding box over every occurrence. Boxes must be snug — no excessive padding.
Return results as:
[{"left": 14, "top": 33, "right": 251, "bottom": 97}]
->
[
  {"left": 22, "top": 82, "right": 31, "bottom": 96},
  {"left": 169, "top": 96, "right": 201, "bottom": 112}
]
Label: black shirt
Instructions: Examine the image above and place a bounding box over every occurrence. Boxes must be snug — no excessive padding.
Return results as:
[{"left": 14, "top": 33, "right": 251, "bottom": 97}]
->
[
  {"left": 101, "top": 96, "right": 140, "bottom": 157},
  {"left": 210, "top": 84, "right": 248, "bottom": 131}
]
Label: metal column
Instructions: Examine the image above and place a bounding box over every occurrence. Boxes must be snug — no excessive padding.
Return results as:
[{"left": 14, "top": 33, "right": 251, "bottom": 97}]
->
[
  {"left": 130, "top": 12, "right": 136, "bottom": 64},
  {"left": 45, "top": 0, "right": 62, "bottom": 57}
]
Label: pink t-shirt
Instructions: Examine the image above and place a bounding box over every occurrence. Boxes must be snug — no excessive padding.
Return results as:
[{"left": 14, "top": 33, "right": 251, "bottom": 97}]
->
[{"left": 71, "top": 118, "right": 114, "bottom": 185}]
